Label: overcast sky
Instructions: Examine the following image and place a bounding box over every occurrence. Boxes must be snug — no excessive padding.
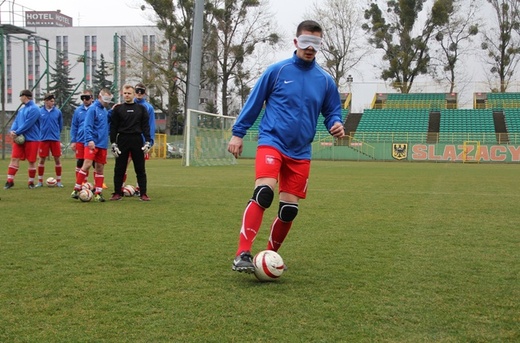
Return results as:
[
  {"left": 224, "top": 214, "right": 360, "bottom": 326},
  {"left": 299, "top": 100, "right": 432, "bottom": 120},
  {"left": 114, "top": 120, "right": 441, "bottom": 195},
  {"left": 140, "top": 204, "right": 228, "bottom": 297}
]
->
[
  {"left": 6, "top": 0, "right": 490, "bottom": 110},
  {"left": 14, "top": 0, "right": 313, "bottom": 50},
  {"left": 12, "top": 0, "right": 314, "bottom": 63}
]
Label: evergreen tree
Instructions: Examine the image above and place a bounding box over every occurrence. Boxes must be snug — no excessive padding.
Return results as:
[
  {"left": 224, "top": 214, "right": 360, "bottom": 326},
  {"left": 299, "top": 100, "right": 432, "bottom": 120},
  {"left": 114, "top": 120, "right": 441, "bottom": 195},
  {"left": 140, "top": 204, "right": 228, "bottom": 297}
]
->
[
  {"left": 48, "top": 50, "right": 77, "bottom": 126},
  {"left": 362, "top": 0, "right": 450, "bottom": 93},
  {"left": 92, "top": 54, "right": 113, "bottom": 97}
]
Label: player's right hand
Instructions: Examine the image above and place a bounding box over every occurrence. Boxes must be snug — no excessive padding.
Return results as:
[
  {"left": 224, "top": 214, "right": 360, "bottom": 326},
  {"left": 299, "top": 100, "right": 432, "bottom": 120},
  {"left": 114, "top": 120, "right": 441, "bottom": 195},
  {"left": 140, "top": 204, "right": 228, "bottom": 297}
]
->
[{"left": 227, "top": 136, "right": 243, "bottom": 158}]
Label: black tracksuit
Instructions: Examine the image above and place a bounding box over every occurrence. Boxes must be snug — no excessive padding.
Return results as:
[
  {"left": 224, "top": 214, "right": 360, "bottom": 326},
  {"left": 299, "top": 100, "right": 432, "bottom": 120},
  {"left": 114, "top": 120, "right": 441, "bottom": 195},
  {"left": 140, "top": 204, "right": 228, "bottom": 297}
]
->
[{"left": 110, "top": 102, "right": 151, "bottom": 196}]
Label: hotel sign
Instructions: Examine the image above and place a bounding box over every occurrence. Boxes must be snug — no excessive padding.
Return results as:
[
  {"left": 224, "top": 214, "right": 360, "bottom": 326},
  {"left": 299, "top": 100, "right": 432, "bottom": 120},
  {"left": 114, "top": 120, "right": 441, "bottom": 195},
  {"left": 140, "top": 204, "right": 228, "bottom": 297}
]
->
[{"left": 26, "top": 11, "right": 73, "bottom": 27}]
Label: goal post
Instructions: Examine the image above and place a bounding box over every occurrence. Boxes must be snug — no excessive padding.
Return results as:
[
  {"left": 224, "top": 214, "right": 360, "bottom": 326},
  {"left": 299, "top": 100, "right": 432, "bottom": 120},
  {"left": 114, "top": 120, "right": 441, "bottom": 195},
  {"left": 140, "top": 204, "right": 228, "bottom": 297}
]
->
[{"left": 183, "top": 109, "right": 237, "bottom": 166}]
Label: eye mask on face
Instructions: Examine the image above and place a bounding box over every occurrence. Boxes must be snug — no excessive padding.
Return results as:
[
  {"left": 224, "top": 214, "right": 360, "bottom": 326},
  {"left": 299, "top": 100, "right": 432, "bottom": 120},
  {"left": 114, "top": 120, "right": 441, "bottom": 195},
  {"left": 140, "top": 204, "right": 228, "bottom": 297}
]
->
[{"left": 296, "top": 34, "right": 322, "bottom": 51}]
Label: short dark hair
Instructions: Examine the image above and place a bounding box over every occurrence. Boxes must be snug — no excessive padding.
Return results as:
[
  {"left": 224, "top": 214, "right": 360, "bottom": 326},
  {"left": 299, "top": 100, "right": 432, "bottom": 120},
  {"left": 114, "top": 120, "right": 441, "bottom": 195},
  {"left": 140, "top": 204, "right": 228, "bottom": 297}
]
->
[
  {"left": 19, "top": 89, "right": 32, "bottom": 98},
  {"left": 43, "top": 93, "right": 55, "bottom": 101},
  {"left": 296, "top": 20, "right": 323, "bottom": 37}
]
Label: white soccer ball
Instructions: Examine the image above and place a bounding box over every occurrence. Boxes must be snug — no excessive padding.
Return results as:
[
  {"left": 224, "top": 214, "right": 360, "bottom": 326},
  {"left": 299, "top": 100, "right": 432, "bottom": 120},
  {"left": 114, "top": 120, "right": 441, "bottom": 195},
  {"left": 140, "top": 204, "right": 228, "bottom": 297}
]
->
[
  {"left": 46, "top": 177, "right": 57, "bottom": 187},
  {"left": 14, "top": 134, "right": 25, "bottom": 145},
  {"left": 81, "top": 182, "right": 94, "bottom": 191},
  {"left": 123, "top": 185, "right": 136, "bottom": 197},
  {"left": 253, "top": 250, "right": 285, "bottom": 282},
  {"left": 79, "top": 189, "right": 93, "bottom": 202}
]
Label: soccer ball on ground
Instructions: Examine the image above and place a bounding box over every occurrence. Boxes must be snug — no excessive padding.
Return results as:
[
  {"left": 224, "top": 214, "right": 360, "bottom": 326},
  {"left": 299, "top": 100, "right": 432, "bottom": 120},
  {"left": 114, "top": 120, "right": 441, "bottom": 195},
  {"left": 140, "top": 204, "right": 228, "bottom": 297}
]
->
[
  {"left": 122, "top": 185, "right": 136, "bottom": 197},
  {"left": 253, "top": 250, "right": 285, "bottom": 282},
  {"left": 46, "top": 177, "right": 57, "bottom": 187},
  {"left": 79, "top": 189, "right": 93, "bottom": 202},
  {"left": 82, "top": 182, "right": 94, "bottom": 191},
  {"left": 14, "top": 134, "right": 25, "bottom": 145}
]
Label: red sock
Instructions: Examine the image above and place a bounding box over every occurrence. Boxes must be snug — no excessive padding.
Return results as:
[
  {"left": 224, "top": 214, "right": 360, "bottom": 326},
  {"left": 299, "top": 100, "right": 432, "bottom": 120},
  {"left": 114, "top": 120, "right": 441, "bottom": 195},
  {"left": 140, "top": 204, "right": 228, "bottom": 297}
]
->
[
  {"left": 28, "top": 168, "right": 36, "bottom": 183},
  {"left": 267, "top": 217, "right": 293, "bottom": 252},
  {"left": 38, "top": 164, "right": 44, "bottom": 182},
  {"left": 75, "top": 169, "right": 87, "bottom": 190},
  {"left": 7, "top": 164, "right": 18, "bottom": 181},
  {"left": 55, "top": 165, "right": 62, "bottom": 182},
  {"left": 236, "top": 201, "right": 265, "bottom": 255},
  {"left": 94, "top": 174, "right": 104, "bottom": 194}
]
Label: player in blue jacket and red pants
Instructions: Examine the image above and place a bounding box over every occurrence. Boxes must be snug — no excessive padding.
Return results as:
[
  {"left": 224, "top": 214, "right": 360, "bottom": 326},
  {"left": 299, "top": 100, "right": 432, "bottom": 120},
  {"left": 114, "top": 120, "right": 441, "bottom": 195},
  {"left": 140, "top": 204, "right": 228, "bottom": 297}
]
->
[
  {"left": 4, "top": 89, "right": 41, "bottom": 189},
  {"left": 70, "top": 90, "right": 94, "bottom": 181},
  {"left": 71, "top": 88, "right": 113, "bottom": 202},
  {"left": 228, "top": 20, "right": 345, "bottom": 273},
  {"left": 36, "top": 93, "right": 64, "bottom": 187}
]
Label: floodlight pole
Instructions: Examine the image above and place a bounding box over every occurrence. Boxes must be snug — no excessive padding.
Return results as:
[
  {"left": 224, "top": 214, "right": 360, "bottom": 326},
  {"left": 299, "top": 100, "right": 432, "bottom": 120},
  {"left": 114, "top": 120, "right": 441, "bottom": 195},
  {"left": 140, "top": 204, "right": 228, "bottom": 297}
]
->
[
  {"left": 0, "top": 26, "right": 5, "bottom": 160},
  {"left": 186, "top": 0, "right": 203, "bottom": 115},
  {"left": 113, "top": 33, "right": 119, "bottom": 96},
  {"left": 184, "top": 0, "right": 204, "bottom": 167}
]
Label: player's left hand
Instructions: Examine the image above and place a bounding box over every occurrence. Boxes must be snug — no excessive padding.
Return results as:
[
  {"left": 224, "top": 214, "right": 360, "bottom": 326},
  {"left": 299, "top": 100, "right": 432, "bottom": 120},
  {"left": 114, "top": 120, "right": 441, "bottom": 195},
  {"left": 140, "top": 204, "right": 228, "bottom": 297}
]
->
[
  {"left": 329, "top": 122, "right": 345, "bottom": 138},
  {"left": 142, "top": 142, "right": 151, "bottom": 154}
]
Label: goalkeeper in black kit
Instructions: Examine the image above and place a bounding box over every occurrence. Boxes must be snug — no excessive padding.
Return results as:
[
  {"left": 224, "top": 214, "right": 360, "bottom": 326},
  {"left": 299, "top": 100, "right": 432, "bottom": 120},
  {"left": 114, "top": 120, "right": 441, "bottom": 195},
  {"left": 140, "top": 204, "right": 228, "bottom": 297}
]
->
[{"left": 109, "top": 84, "right": 152, "bottom": 201}]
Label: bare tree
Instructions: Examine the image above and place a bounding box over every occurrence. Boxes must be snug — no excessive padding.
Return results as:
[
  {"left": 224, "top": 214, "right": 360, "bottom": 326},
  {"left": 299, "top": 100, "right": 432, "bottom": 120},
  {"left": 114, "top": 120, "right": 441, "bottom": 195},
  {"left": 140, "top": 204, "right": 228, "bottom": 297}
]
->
[
  {"left": 481, "top": 0, "right": 520, "bottom": 92},
  {"left": 431, "top": 0, "right": 479, "bottom": 93},
  {"left": 306, "top": 0, "right": 370, "bottom": 90},
  {"left": 206, "top": 0, "right": 282, "bottom": 115}
]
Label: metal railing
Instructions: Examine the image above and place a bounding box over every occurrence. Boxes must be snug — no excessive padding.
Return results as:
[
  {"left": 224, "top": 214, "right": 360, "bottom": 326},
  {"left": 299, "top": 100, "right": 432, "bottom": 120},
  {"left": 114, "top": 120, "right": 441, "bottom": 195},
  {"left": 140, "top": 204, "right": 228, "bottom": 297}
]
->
[{"left": 348, "top": 132, "right": 517, "bottom": 144}]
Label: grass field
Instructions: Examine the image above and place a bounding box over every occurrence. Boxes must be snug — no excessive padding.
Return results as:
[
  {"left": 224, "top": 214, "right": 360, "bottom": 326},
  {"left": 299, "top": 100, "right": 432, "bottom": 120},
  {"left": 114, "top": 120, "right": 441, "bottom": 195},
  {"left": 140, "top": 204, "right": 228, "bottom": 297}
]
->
[{"left": 0, "top": 158, "right": 519, "bottom": 342}]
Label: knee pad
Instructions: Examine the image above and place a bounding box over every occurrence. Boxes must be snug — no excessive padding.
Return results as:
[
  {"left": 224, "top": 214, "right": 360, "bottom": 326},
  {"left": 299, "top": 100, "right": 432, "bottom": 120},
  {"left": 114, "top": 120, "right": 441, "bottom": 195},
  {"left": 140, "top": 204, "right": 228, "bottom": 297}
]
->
[
  {"left": 278, "top": 201, "right": 299, "bottom": 222},
  {"left": 251, "top": 184, "right": 274, "bottom": 209}
]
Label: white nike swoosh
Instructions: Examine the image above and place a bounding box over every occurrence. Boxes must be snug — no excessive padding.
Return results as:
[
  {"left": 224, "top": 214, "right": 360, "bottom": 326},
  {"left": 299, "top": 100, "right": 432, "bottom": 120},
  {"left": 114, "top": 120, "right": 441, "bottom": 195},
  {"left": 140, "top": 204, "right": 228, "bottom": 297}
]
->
[{"left": 284, "top": 80, "right": 294, "bottom": 84}]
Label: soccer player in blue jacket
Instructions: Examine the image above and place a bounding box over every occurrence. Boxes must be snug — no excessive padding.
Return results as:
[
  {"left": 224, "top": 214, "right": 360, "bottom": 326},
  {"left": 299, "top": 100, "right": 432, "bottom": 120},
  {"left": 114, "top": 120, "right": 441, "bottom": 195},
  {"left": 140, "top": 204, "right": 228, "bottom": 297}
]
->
[
  {"left": 70, "top": 90, "right": 94, "bottom": 182},
  {"left": 4, "top": 89, "right": 41, "bottom": 189},
  {"left": 228, "top": 20, "right": 345, "bottom": 273},
  {"left": 35, "top": 93, "right": 64, "bottom": 187},
  {"left": 70, "top": 88, "right": 113, "bottom": 202}
]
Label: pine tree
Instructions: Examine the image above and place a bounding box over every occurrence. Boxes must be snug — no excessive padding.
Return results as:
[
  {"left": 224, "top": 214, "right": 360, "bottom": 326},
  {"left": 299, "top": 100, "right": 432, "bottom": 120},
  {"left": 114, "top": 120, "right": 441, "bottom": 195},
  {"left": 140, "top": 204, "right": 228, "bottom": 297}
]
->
[
  {"left": 92, "top": 54, "right": 113, "bottom": 97},
  {"left": 48, "top": 50, "right": 77, "bottom": 126}
]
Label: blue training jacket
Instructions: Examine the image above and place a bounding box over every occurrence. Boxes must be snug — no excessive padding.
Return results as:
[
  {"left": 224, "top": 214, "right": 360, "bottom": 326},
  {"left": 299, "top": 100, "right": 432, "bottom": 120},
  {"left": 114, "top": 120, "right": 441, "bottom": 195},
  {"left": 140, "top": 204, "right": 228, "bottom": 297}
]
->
[
  {"left": 232, "top": 52, "right": 343, "bottom": 160},
  {"left": 70, "top": 103, "right": 91, "bottom": 144},
  {"left": 39, "top": 105, "right": 63, "bottom": 141},
  {"left": 84, "top": 100, "right": 109, "bottom": 149},
  {"left": 135, "top": 97, "right": 156, "bottom": 146},
  {"left": 11, "top": 100, "right": 41, "bottom": 142}
]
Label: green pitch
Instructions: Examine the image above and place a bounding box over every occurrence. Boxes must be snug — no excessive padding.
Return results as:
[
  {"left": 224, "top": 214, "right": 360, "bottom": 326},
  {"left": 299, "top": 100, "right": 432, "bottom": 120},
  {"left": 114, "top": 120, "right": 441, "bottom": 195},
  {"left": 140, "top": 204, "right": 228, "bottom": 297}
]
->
[{"left": 0, "top": 159, "right": 518, "bottom": 342}]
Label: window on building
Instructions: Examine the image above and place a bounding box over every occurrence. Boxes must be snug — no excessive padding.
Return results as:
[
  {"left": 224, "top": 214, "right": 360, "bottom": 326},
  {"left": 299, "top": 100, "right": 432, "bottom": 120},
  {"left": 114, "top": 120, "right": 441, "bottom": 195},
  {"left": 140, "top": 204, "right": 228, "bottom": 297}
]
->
[{"left": 56, "top": 36, "right": 62, "bottom": 52}]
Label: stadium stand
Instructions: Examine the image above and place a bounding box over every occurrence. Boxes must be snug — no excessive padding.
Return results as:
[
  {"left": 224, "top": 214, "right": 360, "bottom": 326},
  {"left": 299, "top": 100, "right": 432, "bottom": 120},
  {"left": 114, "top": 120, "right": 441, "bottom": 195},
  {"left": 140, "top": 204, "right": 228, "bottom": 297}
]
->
[
  {"left": 246, "top": 92, "right": 520, "bottom": 146},
  {"left": 371, "top": 92, "right": 457, "bottom": 110},
  {"left": 353, "top": 108, "right": 430, "bottom": 142},
  {"left": 438, "top": 109, "right": 496, "bottom": 143},
  {"left": 486, "top": 92, "right": 520, "bottom": 109},
  {"left": 385, "top": 93, "right": 446, "bottom": 110},
  {"left": 504, "top": 108, "right": 520, "bottom": 133}
]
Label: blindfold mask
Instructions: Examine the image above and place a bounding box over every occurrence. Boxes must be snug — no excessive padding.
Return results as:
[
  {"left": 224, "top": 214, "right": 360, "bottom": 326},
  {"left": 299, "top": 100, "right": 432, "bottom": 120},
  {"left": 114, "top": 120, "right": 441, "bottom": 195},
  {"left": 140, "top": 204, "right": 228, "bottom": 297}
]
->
[
  {"left": 296, "top": 34, "right": 322, "bottom": 51},
  {"left": 101, "top": 95, "right": 113, "bottom": 103}
]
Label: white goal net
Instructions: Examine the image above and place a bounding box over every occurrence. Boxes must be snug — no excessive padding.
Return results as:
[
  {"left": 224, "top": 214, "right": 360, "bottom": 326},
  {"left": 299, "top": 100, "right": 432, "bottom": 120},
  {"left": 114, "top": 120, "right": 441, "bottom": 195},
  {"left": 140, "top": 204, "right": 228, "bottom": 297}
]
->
[{"left": 183, "top": 109, "right": 237, "bottom": 166}]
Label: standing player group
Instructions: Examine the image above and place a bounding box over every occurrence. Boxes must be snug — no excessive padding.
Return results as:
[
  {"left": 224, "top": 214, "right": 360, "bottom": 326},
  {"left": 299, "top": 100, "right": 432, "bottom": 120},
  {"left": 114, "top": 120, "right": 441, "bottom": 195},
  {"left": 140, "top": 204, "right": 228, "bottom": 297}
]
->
[{"left": 4, "top": 83, "right": 155, "bottom": 203}]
